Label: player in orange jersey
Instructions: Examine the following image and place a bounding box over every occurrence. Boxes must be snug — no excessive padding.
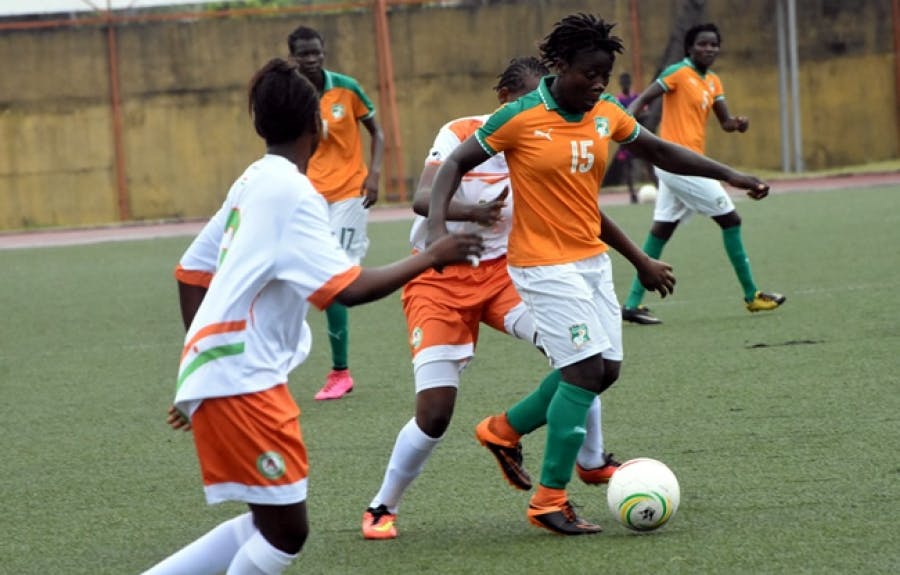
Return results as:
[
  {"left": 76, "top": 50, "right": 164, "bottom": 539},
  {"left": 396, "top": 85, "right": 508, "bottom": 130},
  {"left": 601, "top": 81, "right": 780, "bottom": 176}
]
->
[
  {"left": 288, "top": 25, "right": 386, "bottom": 400},
  {"left": 143, "top": 58, "right": 482, "bottom": 575},
  {"left": 427, "top": 14, "right": 770, "bottom": 535},
  {"left": 361, "top": 57, "right": 620, "bottom": 541},
  {"left": 621, "top": 23, "right": 785, "bottom": 325}
]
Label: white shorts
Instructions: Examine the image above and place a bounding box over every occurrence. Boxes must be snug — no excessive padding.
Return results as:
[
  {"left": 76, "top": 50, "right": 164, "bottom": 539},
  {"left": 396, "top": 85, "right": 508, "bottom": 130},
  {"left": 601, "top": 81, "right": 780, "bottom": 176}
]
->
[
  {"left": 328, "top": 197, "right": 369, "bottom": 264},
  {"left": 508, "top": 252, "right": 622, "bottom": 368},
  {"left": 653, "top": 167, "right": 735, "bottom": 222}
]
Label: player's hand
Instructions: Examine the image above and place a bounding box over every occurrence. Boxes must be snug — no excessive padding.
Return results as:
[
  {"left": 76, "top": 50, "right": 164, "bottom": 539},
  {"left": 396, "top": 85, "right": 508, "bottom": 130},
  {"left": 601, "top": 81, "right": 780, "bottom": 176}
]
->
[
  {"left": 728, "top": 173, "right": 769, "bottom": 201},
  {"left": 424, "top": 233, "right": 483, "bottom": 271},
  {"left": 467, "top": 187, "right": 509, "bottom": 227},
  {"left": 166, "top": 405, "right": 192, "bottom": 432},
  {"left": 724, "top": 116, "right": 749, "bottom": 133},
  {"left": 361, "top": 177, "right": 379, "bottom": 209},
  {"left": 637, "top": 257, "right": 676, "bottom": 298}
]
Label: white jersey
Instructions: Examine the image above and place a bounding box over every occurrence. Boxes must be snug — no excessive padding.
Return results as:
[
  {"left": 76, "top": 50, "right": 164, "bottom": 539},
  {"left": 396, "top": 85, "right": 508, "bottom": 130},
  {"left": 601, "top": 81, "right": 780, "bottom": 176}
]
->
[
  {"left": 409, "top": 115, "right": 512, "bottom": 260},
  {"left": 175, "top": 154, "right": 360, "bottom": 415}
]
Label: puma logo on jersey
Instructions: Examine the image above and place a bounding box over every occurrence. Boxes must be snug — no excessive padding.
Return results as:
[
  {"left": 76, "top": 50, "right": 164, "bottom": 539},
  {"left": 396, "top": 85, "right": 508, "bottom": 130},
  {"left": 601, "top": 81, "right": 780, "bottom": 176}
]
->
[{"left": 533, "top": 128, "right": 553, "bottom": 141}]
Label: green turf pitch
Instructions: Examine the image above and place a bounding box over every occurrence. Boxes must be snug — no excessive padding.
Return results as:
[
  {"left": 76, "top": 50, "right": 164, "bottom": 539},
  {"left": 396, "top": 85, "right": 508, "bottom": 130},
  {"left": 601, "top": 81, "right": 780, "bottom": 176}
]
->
[{"left": 1, "top": 185, "right": 898, "bottom": 574}]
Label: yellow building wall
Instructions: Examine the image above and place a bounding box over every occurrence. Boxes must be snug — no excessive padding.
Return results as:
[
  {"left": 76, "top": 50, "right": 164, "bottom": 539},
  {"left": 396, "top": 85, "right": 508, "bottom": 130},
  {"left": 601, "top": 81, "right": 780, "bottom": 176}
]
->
[{"left": 0, "top": 0, "right": 896, "bottom": 230}]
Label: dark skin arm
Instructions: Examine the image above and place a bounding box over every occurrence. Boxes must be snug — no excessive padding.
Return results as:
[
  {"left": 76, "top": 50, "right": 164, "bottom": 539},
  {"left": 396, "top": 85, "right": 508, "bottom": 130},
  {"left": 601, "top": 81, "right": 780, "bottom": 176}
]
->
[
  {"left": 360, "top": 116, "right": 384, "bottom": 208},
  {"left": 177, "top": 282, "right": 207, "bottom": 331},
  {"left": 412, "top": 162, "right": 508, "bottom": 226},
  {"left": 175, "top": 235, "right": 485, "bottom": 315},
  {"left": 166, "top": 233, "right": 484, "bottom": 431},
  {"left": 599, "top": 209, "right": 675, "bottom": 297},
  {"left": 627, "top": 80, "right": 664, "bottom": 118},
  {"left": 426, "top": 137, "right": 492, "bottom": 243},
  {"left": 625, "top": 128, "right": 769, "bottom": 199},
  {"left": 334, "top": 232, "right": 483, "bottom": 305},
  {"left": 712, "top": 98, "right": 749, "bottom": 133},
  {"left": 169, "top": 280, "right": 209, "bottom": 431}
]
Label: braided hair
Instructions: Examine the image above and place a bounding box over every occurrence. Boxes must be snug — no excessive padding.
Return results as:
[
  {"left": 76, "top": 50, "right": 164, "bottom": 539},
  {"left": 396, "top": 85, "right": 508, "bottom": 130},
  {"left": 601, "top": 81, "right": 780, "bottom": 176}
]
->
[
  {"left": 493, "top": 56, "right": 549, "bottom": 93},
  {"left": 248, "top": 58, "right": 320, "bottom": 145},
  {"left": 538, "top": 13, "right": 624, "bottom": 68}
]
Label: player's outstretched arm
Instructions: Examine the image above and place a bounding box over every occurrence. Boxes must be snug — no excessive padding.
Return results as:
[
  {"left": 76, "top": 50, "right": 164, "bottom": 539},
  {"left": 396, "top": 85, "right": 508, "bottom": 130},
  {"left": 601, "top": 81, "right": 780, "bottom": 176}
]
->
[
  {"left": 335, "top": 233, "right": 483, "bottom": 306},
  {"left": 626, "top": 129, "right": 769, "bottom": 200},
  {"left": 599, "top": 209, "right": 675, "bottom": 298}
]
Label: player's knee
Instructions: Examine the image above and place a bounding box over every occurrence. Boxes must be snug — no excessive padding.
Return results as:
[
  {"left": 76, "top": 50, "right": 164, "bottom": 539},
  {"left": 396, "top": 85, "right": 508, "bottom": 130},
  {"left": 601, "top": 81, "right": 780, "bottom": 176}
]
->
[
  {"left": 253, "top": 504, "right": 309, "bottom": 555},
  {"left": 598, "top": 362, "right": 621, "bottom": 393},
  {"left": 561, "top": 355, "right": 606, "bottom": 392},
  {"left": 714, "top": 210, "right": 741, "bottom": 228},
  {"left": 416, "top": 404, "right": 453, "bottom": 437},
  {"left": 279, "top": 521, "right": 309, "bottom": 554},
  {"left": 419, "top": 415, "right": 451, "bottom": 438},
  {"left": 415, "top": 386, "right": 457, "bottom": 437},
  {"left": 650, "top": 221, "right": 677, "bottom": 240}
]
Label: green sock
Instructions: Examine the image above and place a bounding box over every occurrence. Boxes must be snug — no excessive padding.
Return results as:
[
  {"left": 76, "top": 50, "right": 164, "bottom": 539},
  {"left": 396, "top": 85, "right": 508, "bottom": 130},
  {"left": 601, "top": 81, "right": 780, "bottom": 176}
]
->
[
  {"left": 624, "top": 232, "right": 667, "bottom": 309},
  {"left": 325, "top": 303, "right": 349, "bottom": 369},
  {"left": 540, "top": 381, "right": 597, "bottom": 489},
  {"left": 506, "top": 370, "right": 562, "bottom": 435},
  {"left": 722, "top": 225, "right": 758, "bottom": 301}
]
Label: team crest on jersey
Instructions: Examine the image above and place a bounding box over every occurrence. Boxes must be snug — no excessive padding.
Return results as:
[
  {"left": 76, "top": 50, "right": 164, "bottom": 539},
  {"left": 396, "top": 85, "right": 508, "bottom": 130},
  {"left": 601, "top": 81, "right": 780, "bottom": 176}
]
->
[
  {"left": 569, "top": 323, "right": 591, "bottom": 349},
  {"left": 411, "top": 327, "right": 424, "bottom": 349},
  {"left": 594, "top": 117, "right": 610, "bottom": 137},
  {"left": 331, "top": 103, "right": 346, "bottom": 120},
  {"left": 257, "top": 451, "right": 286, "bottom": 480}
]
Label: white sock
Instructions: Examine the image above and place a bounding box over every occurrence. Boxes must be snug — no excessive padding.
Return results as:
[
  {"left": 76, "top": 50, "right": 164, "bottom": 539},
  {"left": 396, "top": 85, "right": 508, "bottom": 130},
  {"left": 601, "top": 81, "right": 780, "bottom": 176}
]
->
[
  {"left": 141, "top": 512, "right": 255, "bottom": 575},
  {"left": 369, "top": 417, "right": 442, "bottom": 512},
  {"left": 227, "top": 531, "right": 297, "bottom": 575},
  {"left": 576, "top": 396, "right": 607, "bottom": 469}
]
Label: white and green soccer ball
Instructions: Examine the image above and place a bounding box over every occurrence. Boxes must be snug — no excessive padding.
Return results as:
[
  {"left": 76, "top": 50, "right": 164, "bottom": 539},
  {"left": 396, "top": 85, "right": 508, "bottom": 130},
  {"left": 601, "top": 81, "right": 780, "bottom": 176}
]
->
[{"left": 607, "top": 457, "right": 680, "bottom": 532}]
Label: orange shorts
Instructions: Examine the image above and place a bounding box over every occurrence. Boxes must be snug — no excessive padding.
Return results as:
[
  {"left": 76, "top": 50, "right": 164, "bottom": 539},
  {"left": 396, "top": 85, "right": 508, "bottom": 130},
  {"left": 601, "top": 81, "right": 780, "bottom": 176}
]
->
[
  {"left": 401, "top": 256, "right": 524, "bottom": 366},
  {"left": 191, "top": 384, "right": 309, "bottom": 505}
]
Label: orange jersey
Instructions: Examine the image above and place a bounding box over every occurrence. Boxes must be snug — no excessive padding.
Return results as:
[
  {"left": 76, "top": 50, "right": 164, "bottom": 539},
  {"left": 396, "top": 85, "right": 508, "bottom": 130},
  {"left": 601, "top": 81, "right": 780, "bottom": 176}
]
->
[
  {"left": 656, "top": 58, "right": 725, "bottom": 155},
  {"left": 307, "top": 70, "right": 376, "bottom": 202},
  {"left": 476, "top": 76, "right": 639, "bottom": 267}
]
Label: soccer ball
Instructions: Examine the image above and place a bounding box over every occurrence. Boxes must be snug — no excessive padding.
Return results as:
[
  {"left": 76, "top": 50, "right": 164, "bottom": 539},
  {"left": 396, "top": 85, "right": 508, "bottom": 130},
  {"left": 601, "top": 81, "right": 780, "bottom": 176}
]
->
[
  {"left": 637, "top": 184, "right": 658, "bottom": 204},
  {"left": 607, "top": 458, "right": 680, "bottom": 532}
]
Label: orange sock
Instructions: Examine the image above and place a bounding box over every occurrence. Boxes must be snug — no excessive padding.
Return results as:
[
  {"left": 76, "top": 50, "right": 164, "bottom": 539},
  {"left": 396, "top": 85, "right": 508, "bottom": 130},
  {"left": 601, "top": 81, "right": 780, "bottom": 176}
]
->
[
  {"left": 530, "top": 485, "right": 567, "bottom": 508},
  {"left": 491, "top": 413, "right": 521, "bottom": 443}
]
